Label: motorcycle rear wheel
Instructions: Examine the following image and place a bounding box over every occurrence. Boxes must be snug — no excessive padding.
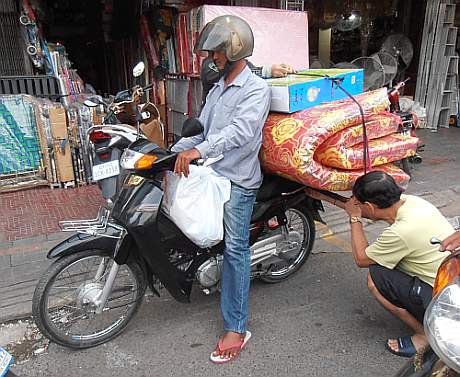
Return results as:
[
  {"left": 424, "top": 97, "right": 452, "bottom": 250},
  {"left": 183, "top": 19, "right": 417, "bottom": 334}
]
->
[
  {"left": 259, "top": 205, "right": 315, "bottom": 283},
  {"left": 32, "top": 249, "right": 146, "bottom": 349}
]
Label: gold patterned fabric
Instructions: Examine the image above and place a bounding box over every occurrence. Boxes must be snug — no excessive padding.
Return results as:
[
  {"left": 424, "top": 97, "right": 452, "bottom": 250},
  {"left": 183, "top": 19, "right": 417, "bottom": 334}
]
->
[{"left": 260, "top": 88, "right": 418, "bottom": 191}]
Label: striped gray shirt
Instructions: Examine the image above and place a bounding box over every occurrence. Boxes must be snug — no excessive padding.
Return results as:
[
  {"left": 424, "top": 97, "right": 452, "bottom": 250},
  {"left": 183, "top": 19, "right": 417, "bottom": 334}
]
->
[{"left": 173, "top": 65, "right": 271, "bottom": 189}]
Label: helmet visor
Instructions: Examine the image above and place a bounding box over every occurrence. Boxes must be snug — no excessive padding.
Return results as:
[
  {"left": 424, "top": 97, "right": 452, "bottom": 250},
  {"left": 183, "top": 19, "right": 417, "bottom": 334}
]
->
[{"left": 194, "top": 22, "right": 231, "bottom": 54}]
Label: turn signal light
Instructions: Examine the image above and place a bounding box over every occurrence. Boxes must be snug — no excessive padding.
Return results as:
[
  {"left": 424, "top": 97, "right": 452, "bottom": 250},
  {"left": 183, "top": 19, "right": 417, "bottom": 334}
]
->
[
  {"left": 433, "top": 255, "right": 460, "bottom": 296},
  {"left": 134, "top": 154, "right": 158, "bottom": 170}
]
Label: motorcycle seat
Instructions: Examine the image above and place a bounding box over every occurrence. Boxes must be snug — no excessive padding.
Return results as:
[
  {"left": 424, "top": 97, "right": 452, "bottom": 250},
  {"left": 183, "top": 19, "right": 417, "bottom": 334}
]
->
[{"left": 256, "top": 174, "right": 304, "bottom": 202}]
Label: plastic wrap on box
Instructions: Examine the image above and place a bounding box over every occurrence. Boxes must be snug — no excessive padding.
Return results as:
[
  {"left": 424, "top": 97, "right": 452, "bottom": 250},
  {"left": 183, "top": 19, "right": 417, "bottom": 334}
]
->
[
  {"left": 192, "top": 5, "right": 309, "bottom": 71},
  {"left": 260, "top": 88, "right": 412, "bottom": 191},
  {"left": 0, "top": 95, "right": 42, "bottom": 174}
]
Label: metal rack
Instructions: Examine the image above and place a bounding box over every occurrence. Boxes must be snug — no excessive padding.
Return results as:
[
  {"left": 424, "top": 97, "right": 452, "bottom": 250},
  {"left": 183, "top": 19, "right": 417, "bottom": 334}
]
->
[
  {"left": 59, "top": 206, "right": 111, "bottom": 233},
  {"left": 280, "top": 1, "right": 305, "bottom": 11},
  {"left": 59, "top": 206, "right": 125, "bottom": 239},
  {"left": 0, "top": 75, "right": 61, "bottom": 99},
  {"left": 0, "top": 1, "right": 33, "bottom": 76},
  {"left": 415, "top": 0, "right": 458, "bottom": 129}
]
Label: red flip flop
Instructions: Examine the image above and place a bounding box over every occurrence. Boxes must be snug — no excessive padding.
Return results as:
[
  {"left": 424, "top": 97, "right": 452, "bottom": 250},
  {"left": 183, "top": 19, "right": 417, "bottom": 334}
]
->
[{"left": 209, "top": 331, "right": 252, "bottom": 364}]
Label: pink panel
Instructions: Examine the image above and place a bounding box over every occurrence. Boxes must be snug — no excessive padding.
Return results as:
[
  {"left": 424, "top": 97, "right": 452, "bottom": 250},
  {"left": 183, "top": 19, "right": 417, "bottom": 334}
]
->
[{"left": 200, "top": 5, "right": 309, "bottom": 70}]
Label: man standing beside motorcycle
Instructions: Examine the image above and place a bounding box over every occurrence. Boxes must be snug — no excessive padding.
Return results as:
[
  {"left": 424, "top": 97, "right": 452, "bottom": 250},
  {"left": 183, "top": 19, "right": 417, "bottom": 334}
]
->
[
  {"left": 342, "top": 171, "right": 454, "bottom": 358},
  {"left": 171, "top": 15, "right": 271, "bottom": 364}
]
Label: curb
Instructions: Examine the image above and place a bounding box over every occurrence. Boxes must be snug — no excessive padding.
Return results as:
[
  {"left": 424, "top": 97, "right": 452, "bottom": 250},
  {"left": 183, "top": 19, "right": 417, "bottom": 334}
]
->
[{"left": 0, "top": 232, "right": 68, "bottom": 256}]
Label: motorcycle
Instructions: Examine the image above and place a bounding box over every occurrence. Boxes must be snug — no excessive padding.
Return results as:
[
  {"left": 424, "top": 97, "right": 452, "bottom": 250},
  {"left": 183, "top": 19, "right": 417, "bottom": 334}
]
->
[
  {"left": 84, "top": 62, "right": 164, "bottom": 205},
  {"left": 31, "top": 118, "right": 323, "bottom": 349},
  {"left": 388, "top": 79, "right": 424, "bottom": 176},
  {"left": 394, "top": 238, "right": 460, "bottom": 377}
]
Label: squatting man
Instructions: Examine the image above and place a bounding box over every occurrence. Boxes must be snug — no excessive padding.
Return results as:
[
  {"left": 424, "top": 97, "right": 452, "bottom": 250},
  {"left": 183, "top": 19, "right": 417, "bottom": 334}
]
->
[{"left": 308, "top": 171, "right": 454, "bottom": 358}]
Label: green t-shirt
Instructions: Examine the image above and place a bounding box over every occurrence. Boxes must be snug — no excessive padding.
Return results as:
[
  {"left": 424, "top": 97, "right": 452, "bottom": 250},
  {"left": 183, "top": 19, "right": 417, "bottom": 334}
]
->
[{"left": 365, "top": 194, "right": 454, "bottom": 286}]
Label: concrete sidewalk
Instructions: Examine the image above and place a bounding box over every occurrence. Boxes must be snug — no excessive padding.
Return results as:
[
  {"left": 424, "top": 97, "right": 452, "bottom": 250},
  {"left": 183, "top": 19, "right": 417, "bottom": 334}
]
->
[
  {"left": 1, "top": 127, "right": 460, "bottom": 322},
  {"left": 0, "top": 185, "right": 103, "bottom": 320}
]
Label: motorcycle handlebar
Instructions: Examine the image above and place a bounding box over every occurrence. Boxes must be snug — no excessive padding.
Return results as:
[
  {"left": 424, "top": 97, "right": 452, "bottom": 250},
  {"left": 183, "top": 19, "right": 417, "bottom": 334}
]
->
[
  {"left": 143, "top": 83, "right": 153, "bottom": 91},
  {"left": 103, "top": 109, "right": 115, "bottom": 123},
  {"left": 388, "top": 77, "right": 411, "bottom": 94}
]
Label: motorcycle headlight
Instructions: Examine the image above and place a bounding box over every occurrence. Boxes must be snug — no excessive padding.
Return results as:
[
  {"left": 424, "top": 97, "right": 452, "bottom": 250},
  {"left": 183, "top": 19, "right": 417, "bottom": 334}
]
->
[
  {"left": 424, "top": 255, "right": 460, "bottom": 373},
  {"left": 120, "top": 149, "right": 157, "bottom": 170}
]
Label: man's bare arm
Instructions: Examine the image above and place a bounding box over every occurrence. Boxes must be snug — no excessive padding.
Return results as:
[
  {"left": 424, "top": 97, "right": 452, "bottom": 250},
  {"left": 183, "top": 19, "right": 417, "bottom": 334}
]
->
[
  {"left": 441, "top": 230, "right": 460, "bottom": 252},
  {"left": 345, "top": 197, "right": 376, "bottom": 268}
]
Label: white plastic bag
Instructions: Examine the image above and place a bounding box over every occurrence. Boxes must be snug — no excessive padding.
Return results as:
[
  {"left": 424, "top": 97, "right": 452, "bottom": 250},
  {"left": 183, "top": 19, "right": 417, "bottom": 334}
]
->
[{"left": 163, "top": 165, "right": 231, "bottom": 248}]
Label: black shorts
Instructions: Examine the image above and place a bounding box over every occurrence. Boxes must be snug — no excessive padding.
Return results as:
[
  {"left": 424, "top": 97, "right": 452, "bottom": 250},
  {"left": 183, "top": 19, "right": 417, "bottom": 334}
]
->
[{"left": 369, "top": 264, "right": 433, "bottom": 323}]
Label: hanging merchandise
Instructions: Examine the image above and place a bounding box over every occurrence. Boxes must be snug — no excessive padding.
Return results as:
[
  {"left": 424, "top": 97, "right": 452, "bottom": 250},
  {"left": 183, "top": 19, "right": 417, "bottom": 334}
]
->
[
  {"left": 175, "top": 13, "right": 191, "bottom": 74},
  {"left": 19, "top": 0, "right": 53, "bottom": 75},
  {"left": 48, "top": 44, "right": 85, "bottom": 105},
  {"left": 188, "top": 6, "right": 201, "bottom": 75},
  {"left": 140, "top": 14, "right": 160, "bottom": 70},
  {"left": 147, "top": 7, "right": 178, "bottom": 74}
]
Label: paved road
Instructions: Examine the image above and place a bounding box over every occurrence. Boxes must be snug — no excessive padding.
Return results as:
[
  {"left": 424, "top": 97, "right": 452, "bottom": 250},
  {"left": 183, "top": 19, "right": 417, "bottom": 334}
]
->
[
  {"left": 12, "top": 253, "right": 409, "bottom": 377},
  {"left": 7, "top": 127, "right": 460, "bottom": 376}
]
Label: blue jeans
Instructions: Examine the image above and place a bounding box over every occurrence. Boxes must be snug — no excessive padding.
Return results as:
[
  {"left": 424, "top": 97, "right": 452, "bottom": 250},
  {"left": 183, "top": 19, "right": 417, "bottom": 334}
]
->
[{"left": 221, "top": 183, "right": 257, "bottom": 334}]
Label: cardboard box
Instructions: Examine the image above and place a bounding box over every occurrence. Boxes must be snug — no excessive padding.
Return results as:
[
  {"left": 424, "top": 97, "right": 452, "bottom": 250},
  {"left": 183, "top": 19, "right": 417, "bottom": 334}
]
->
[
  {"left": 49, "top": 108, "right": 75, "bottom": 183},
  {"left": 266, "top": 69, "right": 364, "bottom": 113}
]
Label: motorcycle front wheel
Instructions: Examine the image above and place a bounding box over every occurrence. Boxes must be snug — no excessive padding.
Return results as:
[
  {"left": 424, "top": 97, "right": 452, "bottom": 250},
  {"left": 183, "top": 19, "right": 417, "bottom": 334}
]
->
[
  {"left": 32, "top": 249, "right": 146, "bottom": 349},
  {"left": 259, "top": 204, "right": 315, "bottom": 283}
]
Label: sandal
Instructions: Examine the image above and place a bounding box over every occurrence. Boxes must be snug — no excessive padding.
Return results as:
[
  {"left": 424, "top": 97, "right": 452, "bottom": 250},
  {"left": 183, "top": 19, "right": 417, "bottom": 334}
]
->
[
  {"left": 385, "top": 336, "right": 417, "bottom": 358},
  {"left": 209, "top": 331, "right": 252, "bottom": 364}
]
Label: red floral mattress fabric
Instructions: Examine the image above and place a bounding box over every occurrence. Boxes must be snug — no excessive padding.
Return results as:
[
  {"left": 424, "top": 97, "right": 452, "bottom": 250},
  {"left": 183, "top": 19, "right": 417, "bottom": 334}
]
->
[{"left": 260, "top": 88, "right": 418, "bottom": 191}]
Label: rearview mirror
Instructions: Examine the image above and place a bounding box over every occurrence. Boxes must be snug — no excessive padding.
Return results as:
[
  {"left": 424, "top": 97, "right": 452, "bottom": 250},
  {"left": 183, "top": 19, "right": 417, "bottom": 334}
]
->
[
  {"left": 84, "top": 99, "right": 99, "bottom": 107},
  {"left": 181, "top": 118, "right": 204, "bottom": 138},
  {"left": 132, "top": 61, "right": 145, "bottom": 78}
]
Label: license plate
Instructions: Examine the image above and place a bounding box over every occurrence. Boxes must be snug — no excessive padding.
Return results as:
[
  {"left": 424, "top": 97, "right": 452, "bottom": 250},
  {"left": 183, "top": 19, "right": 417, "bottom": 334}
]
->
[
  {"left": 0, "top": 347, "right": 13, "bottom": 377},
  {"left": 92, "top": 160, "right": 120, "bottom": 181}
]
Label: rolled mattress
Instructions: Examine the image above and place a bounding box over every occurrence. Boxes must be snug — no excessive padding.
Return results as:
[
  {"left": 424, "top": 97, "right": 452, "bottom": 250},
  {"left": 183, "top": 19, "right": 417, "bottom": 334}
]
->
[{"left": 260, "top": 88, "right": 418, "bottom": 191}]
